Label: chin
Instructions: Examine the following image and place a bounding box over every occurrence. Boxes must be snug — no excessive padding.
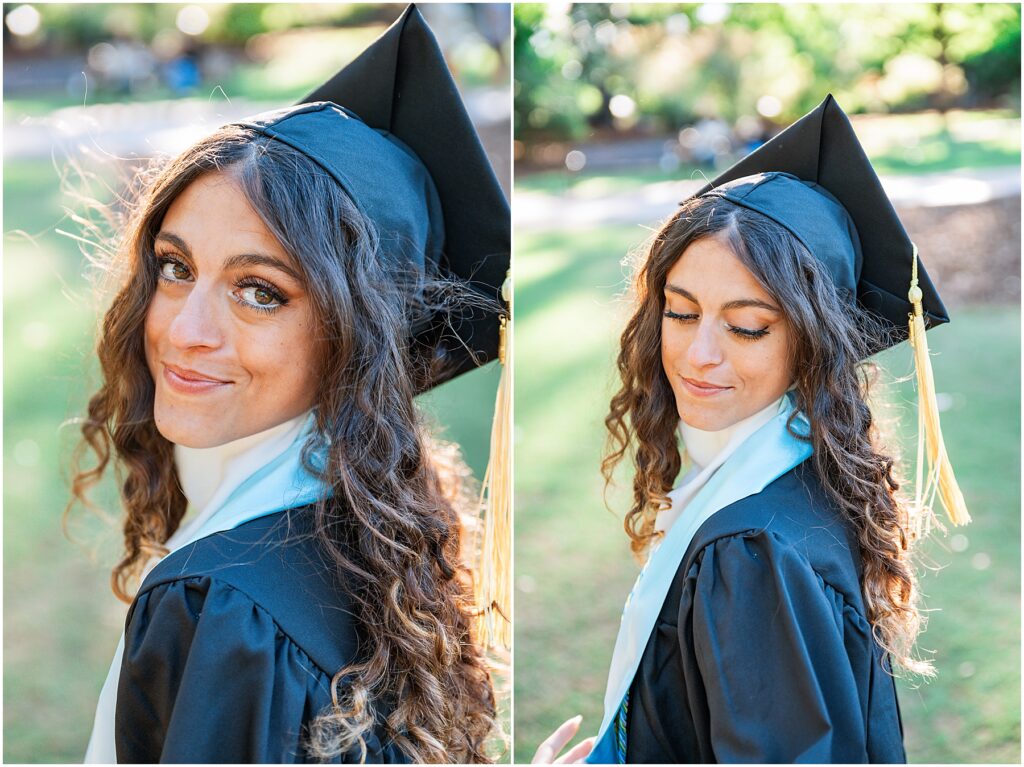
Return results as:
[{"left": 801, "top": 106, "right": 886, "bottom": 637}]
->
[
  {"left": 153, "top": 405, "right": 228, "bottom": 449},
  {"left": 675, "top": 399, "right": 738, "bottom": 432},
  {"left": 679, "top": 412, "right": 733, "bottom": 432}
]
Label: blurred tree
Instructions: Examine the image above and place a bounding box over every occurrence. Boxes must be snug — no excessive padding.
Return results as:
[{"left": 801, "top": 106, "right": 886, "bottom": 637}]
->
[
  {"left": 513, "top": 2, "right": 1021, "bottom": 144},
  {"left": 3, "top": 3, "right": 398, "bottom": 51}
]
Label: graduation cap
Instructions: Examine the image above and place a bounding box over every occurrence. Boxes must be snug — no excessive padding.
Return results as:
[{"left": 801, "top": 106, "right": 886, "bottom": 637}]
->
[
  {"left": 301, "top": 4, "right": 508, "bottom": 391},
  {"left": 687, "top": 94, "right": 968, "bottom": 527},
  {"left": 231, "top": 4, "right": 509, "bottom": 392},
  {"left": 235, "top": 5, "right": 512, "bottom": 648},
  {"left": 691, "top": 94, "right": 947, "bottom": 351}
]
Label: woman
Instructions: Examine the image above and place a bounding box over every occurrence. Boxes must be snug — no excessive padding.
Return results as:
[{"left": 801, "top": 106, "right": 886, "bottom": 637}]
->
[
  {"left": 71, "top": 7, "right": 509, "bottom": 763},
  {"left": 541, "top": 95, "right": 968, "bottom": 764}
]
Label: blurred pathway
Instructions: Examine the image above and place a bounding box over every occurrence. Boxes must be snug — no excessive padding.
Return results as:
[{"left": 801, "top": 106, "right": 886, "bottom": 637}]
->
[
  {"left": 3, "top": 87, "right": 512, "bottom": 195},
  {"left": 516, "top": 165, "right": 1021, "bottom": 232}
]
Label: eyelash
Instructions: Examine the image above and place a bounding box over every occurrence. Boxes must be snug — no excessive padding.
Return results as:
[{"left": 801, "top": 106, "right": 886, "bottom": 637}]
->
[
  {"left": 663, "top": 310, "right": 770, "bottom": 340},
  {"left": 155, "top": 254, "right": 289, "bottom": 315}
]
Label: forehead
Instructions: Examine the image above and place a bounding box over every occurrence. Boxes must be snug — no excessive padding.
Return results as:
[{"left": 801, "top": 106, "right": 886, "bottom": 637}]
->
[
  {"left": 665, "top": 235, "right": 772, "bottom": 302},
  {"left": 158, "top": 172, "right": 288, "bottom": 259}
]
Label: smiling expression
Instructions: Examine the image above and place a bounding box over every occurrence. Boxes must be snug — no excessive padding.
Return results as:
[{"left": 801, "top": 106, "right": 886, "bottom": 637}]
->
[
  {"left": 144, "top": 171, "right": 321, "bottom": 448},
  {"left": 660, "top": 235, "right": 794, "bottom": 431}
]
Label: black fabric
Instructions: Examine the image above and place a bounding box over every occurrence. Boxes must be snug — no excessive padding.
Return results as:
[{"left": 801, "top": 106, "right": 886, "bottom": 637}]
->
[
  {"left": 303, "top": 4, "right": 510, "bottom": 387},
  {"left": 115, "top": 508, "right": 408, "bottom": 764},
  {"left": 702, "top": 172, "right": 863, "bottom": 306},
  {"left": 625, "top": 462, "right": 906, "bottom": 764},
  {"left": 689, "top": 94, "right": 948, "bottom": 355}
]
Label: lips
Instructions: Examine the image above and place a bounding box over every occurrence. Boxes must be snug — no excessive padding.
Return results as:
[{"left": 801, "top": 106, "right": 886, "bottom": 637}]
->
[
  {"left": 162, "top": 363, "right": 232, "bottom": 394},
  {"left": 680, "top": 376, "right": 732, "bottom": 398}
]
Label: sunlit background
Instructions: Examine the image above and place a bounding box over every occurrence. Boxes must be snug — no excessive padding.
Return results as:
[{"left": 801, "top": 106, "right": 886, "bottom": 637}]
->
[
  {"left": 3, "top": 3, "right": 510, "bottom": 762},
  {"left": 513, "top": 3, "right": 1020, "bottom": 763}
]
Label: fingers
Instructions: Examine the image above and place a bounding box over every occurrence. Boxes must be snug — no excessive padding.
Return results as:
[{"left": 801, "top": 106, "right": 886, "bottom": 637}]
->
[
  {"left": 532, "top": 715, "right": 583, "bottom": 764},
  {"left": 558, "top": 735, "right": 597, "bottom": 764}
]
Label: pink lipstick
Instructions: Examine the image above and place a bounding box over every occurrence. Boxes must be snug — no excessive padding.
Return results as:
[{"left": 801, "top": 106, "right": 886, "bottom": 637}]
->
[
  {"left": 162, "top": 364, "right": 232, "bottom": 395},
  {"left": 680, "top": 376, "right": 732, "bottom": 398}
]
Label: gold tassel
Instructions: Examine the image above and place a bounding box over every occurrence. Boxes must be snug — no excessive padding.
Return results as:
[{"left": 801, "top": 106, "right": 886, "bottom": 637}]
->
[
  {"left": 907, "top": 244, "right": 971, "bottom": 527},
  {"left": 474, "top": 272, "right": 512, "bottom": 650}
]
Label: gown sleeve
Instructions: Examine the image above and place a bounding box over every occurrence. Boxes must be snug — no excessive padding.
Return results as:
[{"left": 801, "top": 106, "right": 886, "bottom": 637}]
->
[
  {"left": 115, "top": 575, "right": 399, "bottom": 764},
  {"left": 683, "top": 530, "right": 870, "bottom": 763}
]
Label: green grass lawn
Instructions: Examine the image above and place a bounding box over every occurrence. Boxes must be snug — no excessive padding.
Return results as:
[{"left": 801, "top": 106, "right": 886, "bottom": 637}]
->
[
  {"left": 513, "top": 222, "right": 1021, "bottom": 763},
  {"left": 517, "top": 109, "right": 1020, "bottom": 195},
  {"left": 2, "top": 157, "right": 502, "bottom": 762}
]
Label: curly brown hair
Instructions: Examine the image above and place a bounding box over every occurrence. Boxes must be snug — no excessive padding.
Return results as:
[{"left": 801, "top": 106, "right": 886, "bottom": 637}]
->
[
  {"left": 68, "top": 123, "right": 500, "bottom": 761},
  {"left": 604, "top": 194, "right": 933, "bottom": 676}
]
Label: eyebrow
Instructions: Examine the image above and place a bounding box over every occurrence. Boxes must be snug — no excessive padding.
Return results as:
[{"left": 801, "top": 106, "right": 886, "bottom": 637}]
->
[
  {"left": 665, "top": 283, "right": 781, "bottom": 313},
  {"left": 155, "top": 231, "right": 302, "bottom": 283}
]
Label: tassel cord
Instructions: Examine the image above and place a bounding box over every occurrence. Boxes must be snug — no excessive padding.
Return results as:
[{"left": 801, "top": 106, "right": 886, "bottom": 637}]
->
[
  {"left": 907, "top": 245, "right": 970, "bottom": 528},
  {"left": 473, "top": 274, "right": 512, "bottom": 650}
]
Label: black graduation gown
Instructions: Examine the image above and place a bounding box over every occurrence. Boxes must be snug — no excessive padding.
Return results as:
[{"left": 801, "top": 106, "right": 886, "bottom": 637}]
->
[
  {"left": 115, "top": 506, "right": 409, "bottom": 764},
  {"left": 624, "top": 461, "right": 907, "bottom": 764}
]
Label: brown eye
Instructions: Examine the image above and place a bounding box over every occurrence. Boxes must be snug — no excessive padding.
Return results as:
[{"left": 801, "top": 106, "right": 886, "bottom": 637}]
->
[
  {"left": 158, "top": 259, "right": 191, "bottom": 282},
  {"left": 236, "top": 284, "right": 285, "bottom": 312}
]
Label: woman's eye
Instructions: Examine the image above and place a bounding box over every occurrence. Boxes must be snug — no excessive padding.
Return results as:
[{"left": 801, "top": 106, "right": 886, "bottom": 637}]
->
[
  {"left": 158, "top": 258, "right": 191, "bottom": 282},
  {"left": 727, "top": 324, "right": 770, "bottom": 340},
  {"left": 663, "top": 310, "right": 698, "bottom": 322},
  {"left": 236, "top": 284, "right": 285, "bottom": 312}
]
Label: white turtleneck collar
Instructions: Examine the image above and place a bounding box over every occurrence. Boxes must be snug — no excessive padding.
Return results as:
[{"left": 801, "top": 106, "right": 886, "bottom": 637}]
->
[
  {"left": 655, "top": 394, "right": 787, "bottom": 537},
  {"left": 174, "top": 411, "right": 309, "bottom": 516},
  {"left": 679, "top": 396, "right": 786, "bottom": 471},
  {"left": 164, "top": 409, "right": 314, "bottom": 561}
]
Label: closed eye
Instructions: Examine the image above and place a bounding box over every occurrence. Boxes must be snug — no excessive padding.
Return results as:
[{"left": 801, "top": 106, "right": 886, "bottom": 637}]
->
[
  {"left": 727, "top": 324, "right": 770, "bottom": 340},
  {"left": 663, "top": 310, "right": 698, "bottom": 322},
  {"left": 665, "top": 310, "right": 770, "bottom": 340}
]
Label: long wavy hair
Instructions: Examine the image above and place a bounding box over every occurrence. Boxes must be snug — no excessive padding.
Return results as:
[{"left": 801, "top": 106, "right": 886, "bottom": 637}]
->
[
  {"left": 604, "top": 194, "right": 933, "bottom": 676},
  {"left": 68, "top": 124, "right": 498, "bottom": 761}
]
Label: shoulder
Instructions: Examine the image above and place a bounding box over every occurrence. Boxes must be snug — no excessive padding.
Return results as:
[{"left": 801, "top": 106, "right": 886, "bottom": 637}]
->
[
  {"left": 683, "top": 460, "right": 864, "bottom": 608},
  {"left": 133, "top": 506, "right": 357, "bottom": 676}
]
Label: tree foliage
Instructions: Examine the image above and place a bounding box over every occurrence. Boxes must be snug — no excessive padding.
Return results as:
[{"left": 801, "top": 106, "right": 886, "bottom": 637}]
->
[{"left": 514, "top": 2, "right": 1021, "bottom": 142}]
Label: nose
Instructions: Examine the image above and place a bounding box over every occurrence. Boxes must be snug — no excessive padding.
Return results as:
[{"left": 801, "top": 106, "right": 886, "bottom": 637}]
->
[
  {"left": 686, "top": 319, "right": 724, "bottom": 368},
  {"left": 166, "top": 283, "right": 224, "bottom": 351}
]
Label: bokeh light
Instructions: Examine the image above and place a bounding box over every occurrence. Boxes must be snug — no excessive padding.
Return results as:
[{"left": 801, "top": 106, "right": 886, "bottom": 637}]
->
[
  {"left": 175, "top": 5, "right": 210, "bottom": 36},
  {"left": 564, "top": 149, "right": 587, "bottom": 172},
  {"left": 5, "top": 4, "right": 40, "bottom": 36}
]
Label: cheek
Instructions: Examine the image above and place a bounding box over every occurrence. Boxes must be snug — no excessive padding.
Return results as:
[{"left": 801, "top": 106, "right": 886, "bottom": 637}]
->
[
  {"left": 660, "top": 321, "right": 686, "bottom": 368},
  {"left": 243, "top": 313, "right": 320, "bottom": 397},
  {"left": 143, "top": 296, "right": 168, "bottom": 364},
  {"left": 742, "top": 335, "right": 792, "bottom": 386}
]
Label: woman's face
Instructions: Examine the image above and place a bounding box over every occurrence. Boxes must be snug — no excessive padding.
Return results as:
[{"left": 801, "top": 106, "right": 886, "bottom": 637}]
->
[
  {"left": 144, "top": 171, "right": 320, "bottom": 448},
  {"left": 660, "top": 234, "right": 793, "bottom": 431}
]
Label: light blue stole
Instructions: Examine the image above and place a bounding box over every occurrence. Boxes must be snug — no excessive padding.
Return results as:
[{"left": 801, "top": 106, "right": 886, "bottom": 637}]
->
[{"left": 586, "top": 394, "right": 813, "bottom": 764}]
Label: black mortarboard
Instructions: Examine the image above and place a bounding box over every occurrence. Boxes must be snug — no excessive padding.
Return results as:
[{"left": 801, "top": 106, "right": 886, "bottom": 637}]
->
[
  {"left": 301, "top": 4, "right": 509, "bottom": 388},
  {"left": 690, "top": 94, "right": 948, "bottom": 354},
  {"left": 234, "top": 4, "right": 509, "bottom": 391}
]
